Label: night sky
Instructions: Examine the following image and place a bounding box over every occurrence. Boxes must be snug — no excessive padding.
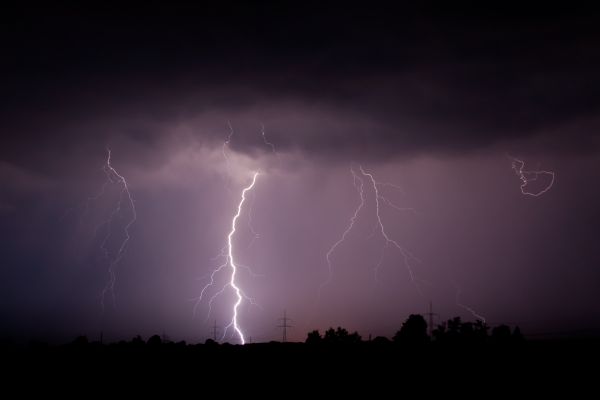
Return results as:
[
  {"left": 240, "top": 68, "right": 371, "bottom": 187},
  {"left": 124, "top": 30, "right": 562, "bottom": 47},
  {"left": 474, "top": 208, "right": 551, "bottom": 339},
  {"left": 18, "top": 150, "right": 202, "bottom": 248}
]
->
[{"left": 2, "top": 3, "right": 600, "bottom": 343}]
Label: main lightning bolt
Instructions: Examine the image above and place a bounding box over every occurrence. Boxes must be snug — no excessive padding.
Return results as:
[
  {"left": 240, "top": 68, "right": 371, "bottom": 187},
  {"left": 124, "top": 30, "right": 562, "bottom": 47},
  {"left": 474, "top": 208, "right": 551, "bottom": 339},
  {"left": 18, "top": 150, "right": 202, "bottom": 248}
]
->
[
  {"left": 195, "top": 172, "right": 259, "bottom": 344},
  {"left": 225, "top": 172, "right": 259, "bottom": 344},
  {"left": 94, "top": 148, "right": 137, "bottom": 310},
  {"left": 509, "top": 156, "right": 555, "bottom": 196},
  {"left": 194, "top": 123, "right": 277, "bottom": 342}
]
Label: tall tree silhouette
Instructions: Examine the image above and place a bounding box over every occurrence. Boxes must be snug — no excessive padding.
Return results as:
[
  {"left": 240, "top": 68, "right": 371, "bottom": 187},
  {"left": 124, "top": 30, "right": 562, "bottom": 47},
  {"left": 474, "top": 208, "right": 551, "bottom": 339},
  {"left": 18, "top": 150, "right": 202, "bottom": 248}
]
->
[
  {"left": 323, "top": 327, "right": 361, "bottom": 344},
  {"left": 306, "top": 330, "right": 322, "bottom": 345},
  {"left": 394, "top": 314, "right": 429, "bottom": 344}
]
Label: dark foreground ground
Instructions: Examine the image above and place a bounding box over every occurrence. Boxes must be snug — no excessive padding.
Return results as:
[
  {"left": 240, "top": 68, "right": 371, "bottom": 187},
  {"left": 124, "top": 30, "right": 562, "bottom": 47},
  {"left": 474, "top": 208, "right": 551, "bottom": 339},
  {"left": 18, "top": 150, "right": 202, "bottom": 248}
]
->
[{"left": 2, "top": 338, "right": 599, "bottom": 394}]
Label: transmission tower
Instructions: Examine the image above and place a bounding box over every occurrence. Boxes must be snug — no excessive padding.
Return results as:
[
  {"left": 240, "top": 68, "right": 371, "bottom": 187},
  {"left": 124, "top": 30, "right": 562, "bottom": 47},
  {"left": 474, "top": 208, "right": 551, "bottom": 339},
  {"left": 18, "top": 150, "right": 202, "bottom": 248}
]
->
[{"left": 277, "top": 310, "right": 292, "bottom": 342}]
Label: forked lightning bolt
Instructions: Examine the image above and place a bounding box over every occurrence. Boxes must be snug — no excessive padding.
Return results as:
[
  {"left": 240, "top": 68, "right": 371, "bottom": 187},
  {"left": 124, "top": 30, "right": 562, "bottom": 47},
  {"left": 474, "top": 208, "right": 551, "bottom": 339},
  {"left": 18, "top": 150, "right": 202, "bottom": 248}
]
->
[
  {"left": 510, "top": 156, "right": 555, "bottom": 197},
  {"left": 319, "top": 168, "right": 365, "bottom": 298},
  {"left": 193, "top": 123, "right": 279, "bottom": 342},
  {"left": 321, "top": 165, "right": 420, "bottom": 295},
  {"left": 359, "top": 166, "right": 420, "bottom": 288},
  {"left": 96, "top": 148, "right": 137, "bottom": 310},
  {"left": 195, "top": 172, "right": 259, "bottom": 344}
]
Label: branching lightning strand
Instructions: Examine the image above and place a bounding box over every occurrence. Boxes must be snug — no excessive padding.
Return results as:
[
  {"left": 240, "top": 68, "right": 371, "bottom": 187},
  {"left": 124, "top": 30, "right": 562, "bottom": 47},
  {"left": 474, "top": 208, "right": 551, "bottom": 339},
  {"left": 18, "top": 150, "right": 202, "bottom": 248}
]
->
[
  {"left": 319, "top": 168, "right": 365, "bottom": 298},
  {"left": 194, "top": 172, "right": 259, "bottom": 344},
  {"left": 97, "top": 148, "right": 137, "bottom": 310},
  {"left": 261, "top": 123, "right": 281, "bottom": 163},
  {"left": 452, "top": 280, "right": 486, "bottom": 323},
  {"left": 510, "top": 156, "right": 555, "bottom": 197},
  {"left": 359, "top": 166, "right": 421, "bottom": 290},
  {"left": 320, "top": 165, "right": 421, "bottom": 298}
]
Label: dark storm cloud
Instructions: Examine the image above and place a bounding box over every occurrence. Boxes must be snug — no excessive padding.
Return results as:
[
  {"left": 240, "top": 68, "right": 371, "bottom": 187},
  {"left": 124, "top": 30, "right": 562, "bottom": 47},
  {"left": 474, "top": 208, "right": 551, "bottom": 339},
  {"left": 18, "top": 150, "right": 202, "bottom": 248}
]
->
[
  {"left": 3, "top": 4, "right": 600, "bottom": 343},
  {"left": 2, "top": 4, "right": 600, "bottom": 174}
]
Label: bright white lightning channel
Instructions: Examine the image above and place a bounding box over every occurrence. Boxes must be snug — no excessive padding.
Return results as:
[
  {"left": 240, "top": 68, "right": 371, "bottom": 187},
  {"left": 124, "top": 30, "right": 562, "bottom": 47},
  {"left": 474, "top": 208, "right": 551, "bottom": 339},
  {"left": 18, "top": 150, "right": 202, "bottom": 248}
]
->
[{"left": 196, "top": 172, "right": 259, "bottom": 345}]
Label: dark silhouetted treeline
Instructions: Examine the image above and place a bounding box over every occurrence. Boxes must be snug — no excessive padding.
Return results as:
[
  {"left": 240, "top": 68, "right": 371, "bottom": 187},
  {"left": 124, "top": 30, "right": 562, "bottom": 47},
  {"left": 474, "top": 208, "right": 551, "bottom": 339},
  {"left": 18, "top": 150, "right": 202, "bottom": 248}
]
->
[
  {"left": 2, "top": 314, "right": 598, "bottom": 392},
  {"left": 305, "top": 315, "right": 523, "bottom": 346}
]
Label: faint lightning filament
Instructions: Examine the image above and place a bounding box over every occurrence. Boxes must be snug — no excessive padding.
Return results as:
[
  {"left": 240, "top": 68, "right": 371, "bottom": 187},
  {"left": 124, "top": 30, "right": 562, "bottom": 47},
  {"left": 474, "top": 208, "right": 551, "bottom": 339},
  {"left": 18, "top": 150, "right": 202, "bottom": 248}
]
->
[
  {"left": 359, "top": 166, "right": 420, "bottom": 289},
  {"left": 321, "top": 165, "right": 420, "bottom": 297},
  {"left": 98, "top": 148, "right": 137, "bottom": 310},
  {"left": 452, "top": 280, "right": 486, "bottom": 323},
  {"left": 319, "top": 168, "right": 365, "bottom": 297},
  {"left": 510, "top": 156, "right": 555, "bottom": 197},
  {"left": 261, "top": 123, "right": 282, "bottom": 163}
]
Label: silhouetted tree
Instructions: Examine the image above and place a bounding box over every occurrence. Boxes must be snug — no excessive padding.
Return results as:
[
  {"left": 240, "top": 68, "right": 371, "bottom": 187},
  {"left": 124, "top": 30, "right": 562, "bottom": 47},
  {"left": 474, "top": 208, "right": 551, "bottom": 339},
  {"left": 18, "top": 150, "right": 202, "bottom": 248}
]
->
[
  {"left": 394, "top": 314, "right": 428, "bottom": 344},
  {"left": 71, "top": 335, "right": 89, "bottom": 347},
  {"left": 147, "top": 334, "right": 162, "bottom": 347},
  {"left": 131, "top": 335, "right": 145, "bottom": 347},
  {"left": 512, "top": 326, "right": 524, "bottom": 343},
  {"left": 460, "top": 321, "right": 474, "bottom": 339},
  {"left": 447, "top": 317, "right": 462, "bottom": 341},
  {"left": 372, "top": 336, "right": 391, "bottom": 345},
  {"left": 432, "top": 317, "right": 492, "bottom": 344},
  {"left": 348, "top": 331, "right": 362, "bottom": 344},
  {"left": 306, "top": 330, "right": 322, "bottom": 345},
  {"left": 323, "top": 327, "right": 361, "bottom": 344},
  {"left": 491, "top": 325, "right": 512, "bottom": 344},
  {"left": 324, "top": 327, "right": 337, "bottom": 343},
  {"left": 432, "top": 322, "right": 446, "bottom": 342},
  {"left": 473, "top": 320, "right": 489, "bottom": 343},
  {"left": 335, "top": 327, "right": 349, "bottom": 341}
]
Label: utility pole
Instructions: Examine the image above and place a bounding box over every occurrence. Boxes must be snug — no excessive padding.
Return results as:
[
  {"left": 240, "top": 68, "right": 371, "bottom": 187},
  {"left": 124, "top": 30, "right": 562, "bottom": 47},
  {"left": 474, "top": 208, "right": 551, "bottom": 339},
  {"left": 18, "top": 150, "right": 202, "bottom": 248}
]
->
[
  {"left": 425, "top": 301, "right": 438, "bottom": 338},
  {"left": 277, "top": 310, "right": 292, "bottom": 342}
]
